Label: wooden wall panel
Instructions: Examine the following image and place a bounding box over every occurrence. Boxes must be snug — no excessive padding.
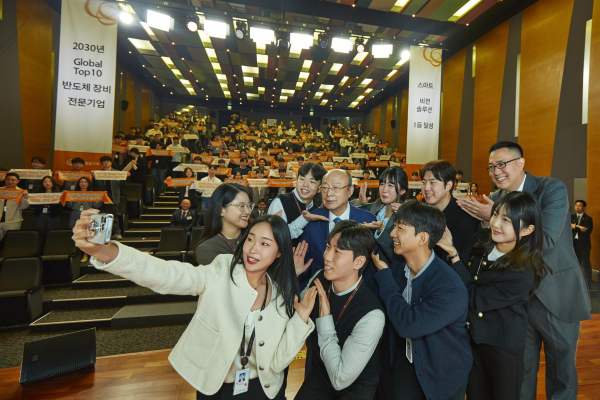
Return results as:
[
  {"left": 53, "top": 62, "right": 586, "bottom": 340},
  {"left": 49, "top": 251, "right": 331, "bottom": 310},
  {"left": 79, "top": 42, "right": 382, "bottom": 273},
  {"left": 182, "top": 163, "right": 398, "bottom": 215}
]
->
[
  {"left": 587, "top": 0, "right": 600, "bottom": 269},
  {"left": 472, "top": 19, "right": 510, "bottom": 194},
  {"left": 142, "top": 86, "right": 150, "bottom": 130},
  {"left": 17, "top": 0, "right": 53, "bottom": 164},
  {"left": 518, "top": 0, "right": 574, "bottom": 176},
  {"left": 373, "top": 103, "right": 381, "bottom": 137},
  {"left": 441, "top": 48, "right": 466, "bottom": 167},
  {"left": 385, "top": 97, "right": 393, "bottom": 143},
  {"left": 398, "top": 89, "right": 409, "bottom": 153},
  {"left": 125, "top": 72, "right": 135, "bottom": 131}
]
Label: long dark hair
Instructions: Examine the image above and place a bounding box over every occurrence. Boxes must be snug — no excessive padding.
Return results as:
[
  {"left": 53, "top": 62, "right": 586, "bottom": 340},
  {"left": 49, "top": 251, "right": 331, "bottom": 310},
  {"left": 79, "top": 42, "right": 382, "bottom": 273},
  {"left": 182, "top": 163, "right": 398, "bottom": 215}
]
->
[
  {"left": 76, "top": 177, "right": 93, "bottom": 191},
  {"left": 35, "top": 176, "right": 61, "bottom": 193},
  {"left": 200, "top": 183, "right": 253, "bottom": 242},
  {"left": 379, "top": 166, "right": 409, "bottom": 202},
  {"left": 230, "top": 214, "right": 298, "bottom": 318},
  {"left": 471, "top": 192, "right": 552, "bottom": 294}
]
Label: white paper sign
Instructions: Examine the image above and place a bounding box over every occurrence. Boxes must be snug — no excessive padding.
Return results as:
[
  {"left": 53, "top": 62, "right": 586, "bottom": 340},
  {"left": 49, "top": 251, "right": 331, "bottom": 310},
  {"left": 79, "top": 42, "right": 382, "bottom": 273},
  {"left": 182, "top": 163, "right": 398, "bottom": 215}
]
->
[{"left": 406, "top": 46, "right": 442, "bottom": 164}]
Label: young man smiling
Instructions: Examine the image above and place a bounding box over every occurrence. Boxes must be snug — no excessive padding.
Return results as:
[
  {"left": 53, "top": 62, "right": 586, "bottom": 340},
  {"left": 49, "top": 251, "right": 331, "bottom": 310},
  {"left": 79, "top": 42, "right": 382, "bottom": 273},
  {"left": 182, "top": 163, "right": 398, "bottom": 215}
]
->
[
  {"left": 420, "top": 160, "right": 479, "bottom": 260},
  {"left": 268, "top": 162, "right": 328, "bottom": 242},
  {"left": 370, "top": 200, "right": 471, "bottom": 400},
  {"left": 295, "top": 221, "right": 385, "bottom": 400}
]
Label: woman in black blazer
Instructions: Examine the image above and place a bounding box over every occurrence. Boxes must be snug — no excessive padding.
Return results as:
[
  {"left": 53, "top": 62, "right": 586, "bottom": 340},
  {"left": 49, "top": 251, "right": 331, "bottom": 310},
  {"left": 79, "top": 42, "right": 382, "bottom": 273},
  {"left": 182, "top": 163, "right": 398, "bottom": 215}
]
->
[
  {"left": 437, "top": 192, "right": 551, "bottom": 400},
  {"left": 353, "top": 166, "right": 408, "bottom": 265}
]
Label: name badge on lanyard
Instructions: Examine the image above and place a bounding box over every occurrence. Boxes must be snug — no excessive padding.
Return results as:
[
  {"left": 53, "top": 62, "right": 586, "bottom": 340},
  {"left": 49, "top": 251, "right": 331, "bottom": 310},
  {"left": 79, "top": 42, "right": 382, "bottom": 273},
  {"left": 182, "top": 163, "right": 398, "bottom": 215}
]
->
[
  {"left": 233, "top": 369, "right": 250, "bottom": 395},
  {"left": 406, "top": 338, "right": 413, "bottom": 363}
]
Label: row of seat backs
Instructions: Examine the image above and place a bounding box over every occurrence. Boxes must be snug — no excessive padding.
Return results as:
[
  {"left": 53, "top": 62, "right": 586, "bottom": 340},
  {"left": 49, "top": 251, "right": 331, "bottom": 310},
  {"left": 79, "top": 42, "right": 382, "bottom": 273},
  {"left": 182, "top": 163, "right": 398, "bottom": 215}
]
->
[
  {"left": 0, "top": 257, "right": 42, "bottom": 293},
  {"left": 0, "top": 230, "right": 77, "bottom": 259},
  {"left": 157, "top": 227, "right": 204, "bottom": 252}
]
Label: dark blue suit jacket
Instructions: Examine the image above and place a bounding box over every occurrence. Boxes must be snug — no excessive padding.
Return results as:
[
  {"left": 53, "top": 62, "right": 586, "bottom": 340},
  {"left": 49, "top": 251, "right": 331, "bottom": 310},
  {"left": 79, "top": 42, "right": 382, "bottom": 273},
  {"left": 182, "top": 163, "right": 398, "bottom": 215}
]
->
[{"left": 297, "top": 204, "right": 377, "bottom": 289}]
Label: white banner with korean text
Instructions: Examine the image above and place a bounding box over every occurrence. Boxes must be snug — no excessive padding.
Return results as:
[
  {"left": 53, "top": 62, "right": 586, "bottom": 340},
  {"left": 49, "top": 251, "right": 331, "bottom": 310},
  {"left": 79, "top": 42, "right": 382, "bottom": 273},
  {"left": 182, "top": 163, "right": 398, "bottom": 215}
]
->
[
  {"left": 53, "top": 0, "right": 118, "bottom": 170},
  {"left": 406, "top": 46, "right": 442, "bottom": 165}
]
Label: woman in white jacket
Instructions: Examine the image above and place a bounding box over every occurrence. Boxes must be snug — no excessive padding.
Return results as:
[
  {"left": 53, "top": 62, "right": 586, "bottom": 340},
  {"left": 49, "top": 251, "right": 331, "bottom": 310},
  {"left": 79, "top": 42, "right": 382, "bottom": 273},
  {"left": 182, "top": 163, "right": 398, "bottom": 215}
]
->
[{"left": 72, "top": 211, "right": 317, "bottom": 400}]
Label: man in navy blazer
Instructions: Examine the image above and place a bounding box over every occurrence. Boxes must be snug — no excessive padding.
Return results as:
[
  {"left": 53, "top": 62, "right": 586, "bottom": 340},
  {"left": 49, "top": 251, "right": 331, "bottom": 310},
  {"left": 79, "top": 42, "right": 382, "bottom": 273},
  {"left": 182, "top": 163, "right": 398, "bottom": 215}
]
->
[{"left": 298, "top": 169, "right": 377, "bottom": 289}]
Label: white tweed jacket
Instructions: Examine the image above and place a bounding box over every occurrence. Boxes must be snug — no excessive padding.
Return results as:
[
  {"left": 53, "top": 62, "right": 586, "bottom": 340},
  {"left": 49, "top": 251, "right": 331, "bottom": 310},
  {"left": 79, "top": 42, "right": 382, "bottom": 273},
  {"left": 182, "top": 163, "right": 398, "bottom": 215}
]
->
[{"left": 91, "top": 242, "right": 314, "bottom": 398}]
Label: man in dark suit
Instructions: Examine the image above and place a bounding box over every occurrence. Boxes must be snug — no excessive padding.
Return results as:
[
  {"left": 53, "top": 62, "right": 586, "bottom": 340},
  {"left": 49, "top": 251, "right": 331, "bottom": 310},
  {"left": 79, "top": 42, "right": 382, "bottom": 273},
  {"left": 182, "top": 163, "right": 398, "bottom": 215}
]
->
[
  {"left": 250, "top": 199, "right": 268, "bottom": 219},
  {"left": 407, "top": 171, "right": 421, "bottom": 199},
  {"left": 572, "top": 200, "right": 593, "bottom": 289},
  {"left": 458, "top": 141, "right": 591, "bottom": 400},
  {"left": 298, "top": 169, "right": 377, "bottom": 289},
  {"left": 170, "top": 199, "right": 197, "bottom": 234},
  {"left": 127, "top": 148, "right": 149, "bottom": 203}
]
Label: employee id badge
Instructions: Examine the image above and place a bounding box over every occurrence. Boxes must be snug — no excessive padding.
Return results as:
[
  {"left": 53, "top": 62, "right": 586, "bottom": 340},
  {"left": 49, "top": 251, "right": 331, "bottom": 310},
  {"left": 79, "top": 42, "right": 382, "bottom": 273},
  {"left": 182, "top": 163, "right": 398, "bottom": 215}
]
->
[
  {"left": 406, "top": 338, "right": 413, "bottom": 363},
  {"left": 187, "top": 215, "right": 192, "bottom": 220},
  {"left": 42, "top": 207, "right": 48, "bottom": 213},
  {"left": 29, "top": 184, "right": 34, "bottom": 190},
  {"left": 233, "top": 368, "right": 250, "bottom": 395}
]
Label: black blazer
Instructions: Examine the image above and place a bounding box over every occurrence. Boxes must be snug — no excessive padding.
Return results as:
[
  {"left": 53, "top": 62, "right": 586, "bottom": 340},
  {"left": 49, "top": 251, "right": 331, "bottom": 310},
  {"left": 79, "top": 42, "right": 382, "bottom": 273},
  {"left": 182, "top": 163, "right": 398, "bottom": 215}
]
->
[
  {"left": 571, "top": 213, "right": 593, "bottom": 250},
  {"left": 453, "top": 232, "right": 533, "bottom": 349},
  {"left": 360, "top": 199, "right": 402, "bottom": 266},
  {"left": 250, "top": 208, "right": 268, "bottom": 219},
  {"left": 435, "top": 196, "right": 480, "bottom": 262},
  {"left": 170, "top": 209, "right": 198, "bottom": 232},
  {"left": 128, "top": 156, "right": 148, "bottom": 185}
]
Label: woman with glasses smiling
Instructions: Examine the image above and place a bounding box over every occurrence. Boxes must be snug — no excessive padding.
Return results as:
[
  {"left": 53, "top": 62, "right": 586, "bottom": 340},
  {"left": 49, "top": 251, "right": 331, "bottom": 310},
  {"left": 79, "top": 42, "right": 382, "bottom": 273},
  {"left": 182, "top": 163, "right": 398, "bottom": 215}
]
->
[{"left": 194, "top": 183, "right": 255, "bottom": 265}]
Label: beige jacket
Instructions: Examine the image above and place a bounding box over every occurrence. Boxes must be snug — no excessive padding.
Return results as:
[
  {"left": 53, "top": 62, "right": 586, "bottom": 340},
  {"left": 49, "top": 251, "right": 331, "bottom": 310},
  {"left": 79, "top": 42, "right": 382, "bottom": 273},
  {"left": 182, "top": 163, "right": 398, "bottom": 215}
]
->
[
  {"left": 92, "top": 242, "right": 314, "bottom": 398},
  {"left": 0, "top": 195, "right": 29, "bottom": 223}
]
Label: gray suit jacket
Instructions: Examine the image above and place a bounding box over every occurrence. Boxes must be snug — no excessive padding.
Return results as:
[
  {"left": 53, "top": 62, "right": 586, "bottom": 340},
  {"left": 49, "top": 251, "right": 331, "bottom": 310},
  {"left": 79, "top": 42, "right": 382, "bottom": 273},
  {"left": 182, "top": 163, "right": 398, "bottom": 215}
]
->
[{"left": 490, "top": 172, "right": 591, "bottom": 322}]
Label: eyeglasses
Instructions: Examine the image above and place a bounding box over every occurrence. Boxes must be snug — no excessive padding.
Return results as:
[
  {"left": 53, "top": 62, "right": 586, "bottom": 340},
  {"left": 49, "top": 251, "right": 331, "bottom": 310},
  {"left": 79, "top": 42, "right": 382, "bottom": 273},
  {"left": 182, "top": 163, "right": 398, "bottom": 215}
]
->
[
  {"left": 486, "top": 158, "right": 520, "bottom": 172},
  {"left": 227, "top": 202, "right": 255, "bottom": 212},
  {"left": 321, "top": 184, "right": 350, "bottom": 193}
]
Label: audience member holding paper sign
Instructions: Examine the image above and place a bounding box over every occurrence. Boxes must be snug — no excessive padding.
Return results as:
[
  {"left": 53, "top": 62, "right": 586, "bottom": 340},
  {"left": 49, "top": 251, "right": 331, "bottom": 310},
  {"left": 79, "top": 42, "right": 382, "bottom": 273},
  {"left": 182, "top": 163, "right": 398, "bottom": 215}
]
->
[
  {"left": 93, "top": 156, "right": 132, "bottom": 241},
  {"left": 196, "top": 165, "right": 222, "bottom": 212},
  {"left": 166, "top": 168, "right": 199, "bottom": 211},
  {"left": 0, "top": 172, "right": 29, "bottom": 241},
  {"left": 16, "top": 156, "right": 47, "bottom": 192},
  {"left": 147, "top": 142, "right": 173, "bottom": 196},
  {"left": 31, "top": 176, "right": 63, "bottom": 242}
]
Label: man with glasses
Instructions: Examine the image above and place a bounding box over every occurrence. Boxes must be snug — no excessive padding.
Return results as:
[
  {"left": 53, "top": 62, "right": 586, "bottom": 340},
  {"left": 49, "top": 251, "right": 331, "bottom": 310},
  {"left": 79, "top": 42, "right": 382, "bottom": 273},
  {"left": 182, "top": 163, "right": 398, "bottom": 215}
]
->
[
  {"left": 297, "top": 169, "right": 377, "bottom": 290},
  {"left": 268, "top": 162, "right": 328, "bottom": 245},
  {"left": 458, "top": 141, "right": 591, "bottom": 400}
]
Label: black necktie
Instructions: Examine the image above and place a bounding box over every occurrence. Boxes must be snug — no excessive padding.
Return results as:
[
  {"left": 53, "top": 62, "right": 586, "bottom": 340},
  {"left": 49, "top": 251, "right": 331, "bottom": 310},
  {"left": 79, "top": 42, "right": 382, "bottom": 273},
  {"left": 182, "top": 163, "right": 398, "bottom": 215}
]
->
[{"left": 182, "top": 211, "right": 187, "bottom": 219}]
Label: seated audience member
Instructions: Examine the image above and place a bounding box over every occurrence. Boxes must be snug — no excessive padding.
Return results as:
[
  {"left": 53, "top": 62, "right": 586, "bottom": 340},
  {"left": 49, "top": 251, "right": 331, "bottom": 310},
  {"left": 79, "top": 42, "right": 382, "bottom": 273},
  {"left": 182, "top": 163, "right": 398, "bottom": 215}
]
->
[
  {"left": 469, "top": 182, "right": 479, "bottom": 196},
  {"left": 420, "top": 160, "right": 479, "bottom": 260},
  {"left": 94, "top": 156, "right": 128, "bottom": 240},
  {"left": 127, "top": 148, "right": 148, "bottom": 199},
  {"left": 215, "top": 159, "right": 229, "bottom": 181},
  {"left": 194, "top": 183, "right": 253, "bottom": 265},
  {"left": 233, "top": 171, "right": 243, "bottom": 179},
  {"left": 298, "top": 169, "right": 377, "bottom": 289},
  {"left": 66, "top": 176, "right": 103, "bottom": 262},
  {"left": 197, "top": 165, "right": 222, "bottom": 212},
  {"left": 270, "top": 168, "right": 293, "bottom": 200},
  {"left": 251, "top": 199, "right": 268, "bottom": 219},
  {"left": 455, "top": 170, "right": 468, "bottom": 193},
  {"left": 0, "top": 172, "right": 30, "bottom": 241},
  {"left": 268, "top": 162, "right": 327, "bottom": 243},
  {"left": 370, "top": 200, "right": 472, "bottom": 400},
  {"left": 112, "top": 134, "right": 126, "bottom": 166},
  {"left": 168, "top": 167, "right": 198, "bottom": 210},
  {"left": 146, "top": 123, "right": 161, "bottom": 137},
  {"left": 32, "top": 176, "right": 63, "bottom": 241},
  {"left": 408, "top": 171, "right": 421, "bottom": 199},
  {"left": 62, "top": 157, "right": 86, "bottom": 191},
  {"left": 251, "top": 169, "right": 269, "bottom": 204},
  {"left": 170, "top": 198, "right": 197, "bottom": 234},
  {"left": 572, "top": 199, "right": 593, "bottom": 289},
  {"left": 437, "top": 192, "right": 551, "bottom": 400},
  {"left": 295, "top": 221, "right": 384, "bottom": 400},
  {"left": 18, "top": 156, "right": 47, "bottom": 191}
]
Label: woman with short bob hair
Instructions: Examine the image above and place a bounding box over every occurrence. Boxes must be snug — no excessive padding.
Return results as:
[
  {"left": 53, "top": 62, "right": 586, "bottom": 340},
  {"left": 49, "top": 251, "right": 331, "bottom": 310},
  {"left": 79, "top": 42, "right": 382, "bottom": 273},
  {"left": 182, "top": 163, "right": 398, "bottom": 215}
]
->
[{"left": 72, "top": 211, "right": 317, "bottom": 400}]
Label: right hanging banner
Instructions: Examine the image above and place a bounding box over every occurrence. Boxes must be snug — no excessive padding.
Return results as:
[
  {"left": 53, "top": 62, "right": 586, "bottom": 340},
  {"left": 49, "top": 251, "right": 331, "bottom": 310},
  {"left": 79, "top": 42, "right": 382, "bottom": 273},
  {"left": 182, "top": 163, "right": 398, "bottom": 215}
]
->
[{"left": 406, "top": 45, "right": 442, "bottom": 168}]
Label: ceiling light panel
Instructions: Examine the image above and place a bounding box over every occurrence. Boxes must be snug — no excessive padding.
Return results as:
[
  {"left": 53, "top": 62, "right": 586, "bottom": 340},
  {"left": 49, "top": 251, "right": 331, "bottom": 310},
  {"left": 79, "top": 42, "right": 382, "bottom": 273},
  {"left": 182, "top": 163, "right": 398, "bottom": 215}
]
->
[
  {"left": 140, "top": 22, "right": 158, "bottom": 41},
  {"left": 372, "top": 44, "right": 393, "bottom": 58},
  {"left": 244, "top": 77, "right": 254, "bottom": 86},
  {"left": 320, "top": 99, "right": 328, "bottom": 105},
  {"left": 247, "top": 93, "right": 259, "bottom": 99},
  {"left": 340, "top": 76, "right": 349, "bottom": 85},
  {"left": 147, "top": 10, "right": 173, "bottom": 32},
  {"left": 352, "top": 52, "right": 369, "bottom": 64},
  {"left": 314, "top": 92, "right": 323, "bottom": 99},
  {"left": 299, "top": 72, "right": 310, "bottom": 82},
  {"left": 329, "top": 63, "right": 343, "bottom": 74},
  {"left": 198, "top": 30, "right": 212, "bottom": 46},
  {"left": 250, "top": 27, "right": 275, "bottom": 44},
  {"left": 242, "top": 66, "right": 259, "bottom": 77},
  {"left": 281, "top": 89, "right": 295, "bottom": 96},
  {"left": 205, "top": 48, "right": 218, "bottom": 62},
  {"left": 128, "top": 38, "right": 156, "bottom": 51},
  {"left": 216, "top": 74, "right": 228, "bottom": 83},
  {"left": 320, "top": 84, "right": 334, "bottom": 93},
  {"left": 391, "top": 0, "right": 410, "bottom": 12},
  {"left": 258, "top": 87, "right": 265, "bottom": 94},
  {"left": 359, "top": 78, "right": 372, "bottom": 88},
  {"left": 451, "top": 0, "right": 483, "bottom": 20},
  {"left": 204, "top": 20, "right": 228, "bottom": 39},
  {"left": 290, "top": 33, "right": 313, "bottom": 49},
  {"left": 279, "top": 96, "right": 288, "bottom": 103},
  {"left": 331, "top": 38, "right": 352, "bottom": 53},
  {"left": 257, "top": 54, "right": 269, "bottom": 68},
  {"left": 301, "top": 60, "right": 312, "bottom": 72}
]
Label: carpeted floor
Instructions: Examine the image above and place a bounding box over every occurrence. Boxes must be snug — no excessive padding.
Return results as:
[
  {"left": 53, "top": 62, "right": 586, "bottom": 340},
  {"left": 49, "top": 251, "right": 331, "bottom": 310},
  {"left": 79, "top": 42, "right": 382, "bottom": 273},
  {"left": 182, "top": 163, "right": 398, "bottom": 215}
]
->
[
  {"left": 590, "top": 289, "right": 600, "bottom": 314},
  {"left": 0, "top": 324, "right": 187, "bottom": 369}
]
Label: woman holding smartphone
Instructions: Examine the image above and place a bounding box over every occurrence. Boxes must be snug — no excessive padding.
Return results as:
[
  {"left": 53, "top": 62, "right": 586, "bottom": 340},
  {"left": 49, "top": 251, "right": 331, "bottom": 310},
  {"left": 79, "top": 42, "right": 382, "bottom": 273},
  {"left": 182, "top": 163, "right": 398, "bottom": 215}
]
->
[
  {"left": 72, "top": 212, "right": 317, "bottom": 400},
  {"left": 437, "top": 191, "right": 551, "bottom": 400}
]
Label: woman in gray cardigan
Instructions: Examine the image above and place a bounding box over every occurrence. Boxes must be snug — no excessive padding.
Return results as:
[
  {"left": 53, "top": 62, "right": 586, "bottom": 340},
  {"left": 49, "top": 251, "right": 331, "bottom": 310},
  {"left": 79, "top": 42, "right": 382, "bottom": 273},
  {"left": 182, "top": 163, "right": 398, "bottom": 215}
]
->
[
  {"left": 353, "top": 166, "right": 409, "bottom": 265},
  {"left": 65, "top": 177, "right": 104, "bottom": 228}
]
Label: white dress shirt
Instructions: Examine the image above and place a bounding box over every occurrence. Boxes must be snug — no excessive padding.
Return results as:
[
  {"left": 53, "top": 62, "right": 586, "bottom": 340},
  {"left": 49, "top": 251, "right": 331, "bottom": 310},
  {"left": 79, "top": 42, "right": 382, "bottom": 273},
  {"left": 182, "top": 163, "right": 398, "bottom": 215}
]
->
[
  {"left": 197, "top": 176, "right": 221, "bottom": 198},
  {"left": 328, "top": 204, "right": 351, "bottom": 232},
  {"left": 516, "top": 175, "right": 527, "bottom": 192},
  {"left": 300, "top": 272, "right": 385, "bottom": 391},
  {"left": 267, "top": 189, "right": 313, "bottom": 239}
]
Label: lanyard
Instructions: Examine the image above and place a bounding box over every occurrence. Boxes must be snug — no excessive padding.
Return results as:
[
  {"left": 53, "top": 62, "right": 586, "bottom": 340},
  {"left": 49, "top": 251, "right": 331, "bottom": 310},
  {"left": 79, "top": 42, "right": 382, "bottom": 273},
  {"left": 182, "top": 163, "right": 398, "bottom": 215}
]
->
[
  {"left": 240, "top": 279, "right": 269, "bottom": 366},
  {"left": 219, "top": 233, "right": 236, "bottom": 251},
  {"left": 327, "top": 278, "right": 362, "bottom": 326},
  {"left": 292, "top": 191, "right": 312, "bottom": 214}
]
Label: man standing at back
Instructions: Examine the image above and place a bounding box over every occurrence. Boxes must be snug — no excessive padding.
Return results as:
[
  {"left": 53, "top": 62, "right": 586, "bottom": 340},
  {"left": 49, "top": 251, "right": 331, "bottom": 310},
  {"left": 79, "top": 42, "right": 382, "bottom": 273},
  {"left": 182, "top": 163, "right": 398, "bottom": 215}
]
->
[
  {"left": 298, "top": 169, "right": 376, "bottom": 289},
  {"left": 458, "top": 141, "right": 591, "bottom": 400},
  {"left": 572, "top": 200, "right": 593, "bottom": 290}
]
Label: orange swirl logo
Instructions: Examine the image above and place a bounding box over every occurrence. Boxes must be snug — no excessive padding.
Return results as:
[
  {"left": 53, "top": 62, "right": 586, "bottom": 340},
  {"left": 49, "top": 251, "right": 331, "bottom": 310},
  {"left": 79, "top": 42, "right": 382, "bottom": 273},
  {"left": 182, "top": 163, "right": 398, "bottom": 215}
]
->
[
  {"left": 84, "top": 0, "right": 118, "bottom": 26},
  {"left": 423, "top": 48, "right": 442, "bottom": 67}
]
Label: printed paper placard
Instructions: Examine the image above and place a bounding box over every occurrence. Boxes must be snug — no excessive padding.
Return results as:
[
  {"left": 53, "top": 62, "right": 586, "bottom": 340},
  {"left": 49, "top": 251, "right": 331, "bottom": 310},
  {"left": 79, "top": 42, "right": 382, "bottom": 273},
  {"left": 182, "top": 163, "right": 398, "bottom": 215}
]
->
[
  {"left": 215, "top": 168, "right": 232, "bottom": 175},
  {"left": 357, "top": 180, "right": 380, "bottom": 188},
  {"left": 350, "top": 153, "right": 368, "bottom": 159},
  {"left": 210, "top": 141, "right": 224, "bottom": 147},
  {"left": 408, "top": 181, "right": 422, "bottom": 189},
  {"left": 457, "top": 182, "right": 470, "bottom": 191},
  {"left": 129, "top": 145, "right": 149, "bottom": 152},
  {"left": 453, "top": 192, "right": 468, "bottom": 201},
  {"left": 212, "top": 158, "right": 231, "bottom": 166},
  {"left": 165, "top": 178, "right": 196, "bottom": 187},
  {"left": 191, "top": 181, "right": 222, "bottom": 191},
  {"left": 0, "top": 171, "right": 7, "bottom": 181},
  {"left": 225, "top": 179, "right": 248, "bottom": 186},
  {"left": 55, "top": 171, "right": 93, "bottom": 182},
  {"left": 183, "top": 134, "right": 199, "bottom": 140},
  {"left": 61, "top": 191, "right": 112, "bottom": 206},
  {"left": 93, "top": 170, "right": 128, "bottom": 180},
  {"left": 145, "top": 149, "right": 174, "bottom": 157},
  {"left": 27, "top": 193, "right": 63, "bottom": 205},
  {"left": 9, "top": 169, "right": 54, "bottom": 180},
  {"left": 173, "top": 164, "right": 208, "bottom": 173},
  {"left": 247, "top": 179, "right": 269, "bottom": 188},
  {"left": 468, "top": 195, "right": 488, "bottom": 204},
  {"left": 366, "top": 161, "right": 389, "bottom": 168},
  {"left": 267, "top": 179, "right": 295, "bottom": 187}
]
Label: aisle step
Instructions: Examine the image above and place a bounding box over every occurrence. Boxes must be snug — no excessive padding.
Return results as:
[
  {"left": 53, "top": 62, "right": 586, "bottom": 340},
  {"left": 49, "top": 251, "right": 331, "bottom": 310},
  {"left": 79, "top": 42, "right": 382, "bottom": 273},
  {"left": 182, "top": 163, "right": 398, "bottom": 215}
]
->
[
  {"left": 111, "top": 301, "right": 197, "bottom": 329},
  {"left": 123, "top": 228, "right": 161, "bottom": 238},
  {"left": 72, "top": 273, "right": 135, "bottom": 289},
  {"left": 141, "top": 214, "right": 172, "bottom": 221},
  {"left": 119, "top": 237, "right": 159, "bottom": 247},
  {"left": 144, "top": 206, "right": 178, "bottom": 214},
  {"left": 129, "top": 220, "right": 170, "bottom": 229},
  {"left": 30, "top": 307, "right": 120, "bottom": 332}
]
